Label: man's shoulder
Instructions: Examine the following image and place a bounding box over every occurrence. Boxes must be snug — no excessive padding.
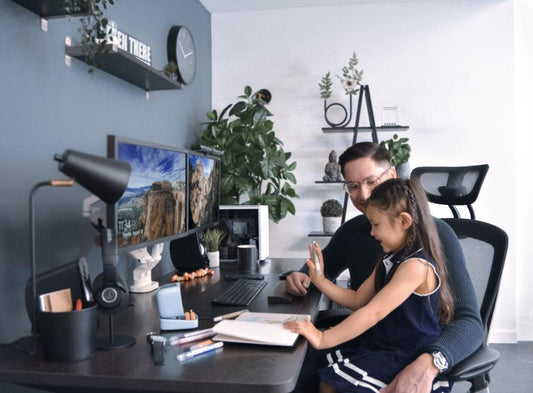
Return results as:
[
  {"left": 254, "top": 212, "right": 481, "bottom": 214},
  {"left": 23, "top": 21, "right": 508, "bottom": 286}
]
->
[{"left": 341, "top": 214, "right": 370, "bottom": 231}]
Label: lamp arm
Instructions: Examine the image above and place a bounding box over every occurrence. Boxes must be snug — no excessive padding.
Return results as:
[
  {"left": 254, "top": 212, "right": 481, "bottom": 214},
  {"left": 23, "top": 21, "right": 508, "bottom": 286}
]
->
[
  {"left": 29, "top": 179, "right": 74, "bottom": 354},
  {"left": 100, "top": 227, "right": 119, "bottom": 284}
]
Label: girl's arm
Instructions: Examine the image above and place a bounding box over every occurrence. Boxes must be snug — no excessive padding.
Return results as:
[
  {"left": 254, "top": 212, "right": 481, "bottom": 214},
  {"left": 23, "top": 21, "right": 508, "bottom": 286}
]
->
[
  {"left": 307, "top": 242, "right": 376, "bottom": 311},
  {"left": 286, "top": 258, "right": 431, "bottom": 350}
]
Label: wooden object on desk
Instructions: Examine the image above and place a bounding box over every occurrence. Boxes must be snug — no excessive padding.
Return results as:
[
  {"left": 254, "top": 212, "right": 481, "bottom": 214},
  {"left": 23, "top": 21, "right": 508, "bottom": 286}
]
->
[{"left": 38, "top": 288, "right": 72, "bottom": 312}]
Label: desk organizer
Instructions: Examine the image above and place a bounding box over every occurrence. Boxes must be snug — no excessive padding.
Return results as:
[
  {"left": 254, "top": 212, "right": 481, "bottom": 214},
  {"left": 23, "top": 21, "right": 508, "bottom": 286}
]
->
[{"left": 156, "top": 283, "right": 198, "bottom": 331}]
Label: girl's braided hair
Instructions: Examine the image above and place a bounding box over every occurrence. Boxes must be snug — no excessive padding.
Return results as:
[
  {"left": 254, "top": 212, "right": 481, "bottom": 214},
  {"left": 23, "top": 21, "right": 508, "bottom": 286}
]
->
[{"left": 367, "top": 178, "right": 454, "bottom": 324}]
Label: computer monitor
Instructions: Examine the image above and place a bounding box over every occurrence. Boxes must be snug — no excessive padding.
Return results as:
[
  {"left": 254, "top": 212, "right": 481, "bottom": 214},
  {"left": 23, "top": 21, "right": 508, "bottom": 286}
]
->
[
  {"left": 107, "top": 135, "right": 188, "bottom": 292},
  {"left": 187, "top": 152, "right": 221, "bottom": 231}
]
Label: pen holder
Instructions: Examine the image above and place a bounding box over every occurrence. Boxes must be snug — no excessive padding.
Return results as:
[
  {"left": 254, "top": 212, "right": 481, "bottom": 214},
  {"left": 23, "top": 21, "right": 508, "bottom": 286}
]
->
[
  {"left": 39, "top": 302, "right": 97, "bottom": 362},
  {"left": 157, "top": 283, "right": 199, "bottom": 331}
]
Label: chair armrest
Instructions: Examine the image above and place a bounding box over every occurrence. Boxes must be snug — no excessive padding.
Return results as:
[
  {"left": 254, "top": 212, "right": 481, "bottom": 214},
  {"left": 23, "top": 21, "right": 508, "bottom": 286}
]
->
[
  {"left": 443, "top": 346, "right": 500, "bottom": 382},
  {"left": 315, "top": 309, "right": 351, "bottom": 329}
]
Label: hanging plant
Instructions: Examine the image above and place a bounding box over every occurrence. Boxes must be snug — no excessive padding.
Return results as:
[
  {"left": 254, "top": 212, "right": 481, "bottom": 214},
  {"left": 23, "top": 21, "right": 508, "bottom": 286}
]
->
[{"left": 64, "top": 0, "right": 115, "bottom": 73}]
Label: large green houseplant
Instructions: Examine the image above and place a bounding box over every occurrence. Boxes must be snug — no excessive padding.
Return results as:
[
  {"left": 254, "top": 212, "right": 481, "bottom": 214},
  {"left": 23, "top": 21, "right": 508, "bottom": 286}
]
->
[{"left": 192, "top": 86, "right": 298, "bottom": 223}]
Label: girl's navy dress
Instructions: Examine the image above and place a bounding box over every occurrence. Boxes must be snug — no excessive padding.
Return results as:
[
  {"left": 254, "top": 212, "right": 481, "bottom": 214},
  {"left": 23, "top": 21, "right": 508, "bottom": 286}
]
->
[{"left": 317, "top": 248, "right": 451, "bottom": 393}]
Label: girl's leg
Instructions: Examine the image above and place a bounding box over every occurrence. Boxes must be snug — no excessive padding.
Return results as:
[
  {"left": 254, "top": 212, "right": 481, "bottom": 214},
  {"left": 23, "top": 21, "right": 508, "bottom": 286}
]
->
[{"left": 319, "top": 381, "right": 338, "bottom": 393}]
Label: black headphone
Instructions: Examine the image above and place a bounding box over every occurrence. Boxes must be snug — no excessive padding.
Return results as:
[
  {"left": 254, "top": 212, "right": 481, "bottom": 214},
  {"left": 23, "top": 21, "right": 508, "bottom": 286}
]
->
[{"left": 92, "top": 228, "right": 129, "bottom": 314}]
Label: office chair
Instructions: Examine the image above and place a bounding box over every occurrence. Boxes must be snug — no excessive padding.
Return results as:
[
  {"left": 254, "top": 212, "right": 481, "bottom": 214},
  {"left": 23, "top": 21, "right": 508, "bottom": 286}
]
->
[
  {"left": 439, "top": 218, "right": 508, "bottom": 393},
  {"left": 410, "top": 165, "right": 489, "bottom": 219}
]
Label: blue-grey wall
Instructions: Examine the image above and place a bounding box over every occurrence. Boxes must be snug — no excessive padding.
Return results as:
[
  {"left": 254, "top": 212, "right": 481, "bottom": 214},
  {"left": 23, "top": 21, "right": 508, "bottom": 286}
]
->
[{"left": 0, "top": 0, "right": 211, "bottom": 343}]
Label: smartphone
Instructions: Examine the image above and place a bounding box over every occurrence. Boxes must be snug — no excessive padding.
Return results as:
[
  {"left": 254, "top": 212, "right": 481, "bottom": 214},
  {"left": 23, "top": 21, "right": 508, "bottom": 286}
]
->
[{"left": 312, "top": 241, "right": 322, "bottom": 275}]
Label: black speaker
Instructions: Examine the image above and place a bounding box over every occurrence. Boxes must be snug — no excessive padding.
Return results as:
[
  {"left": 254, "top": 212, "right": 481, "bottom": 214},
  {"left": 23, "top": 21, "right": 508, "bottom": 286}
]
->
[{"left": 169, "top": 232, "right": 207, "bottom": 273}]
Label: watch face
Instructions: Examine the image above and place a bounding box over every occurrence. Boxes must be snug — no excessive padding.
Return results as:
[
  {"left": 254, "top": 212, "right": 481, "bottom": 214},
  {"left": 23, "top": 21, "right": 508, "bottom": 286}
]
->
[{"left": 167, "top": 25, "right": 196, "bottom": 85}]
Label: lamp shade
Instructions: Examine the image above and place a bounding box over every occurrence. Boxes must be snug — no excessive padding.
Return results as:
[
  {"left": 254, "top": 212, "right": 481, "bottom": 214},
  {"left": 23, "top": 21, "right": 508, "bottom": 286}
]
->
[{"left": 54, "top": 149, "right": 131, "bottom": 205}]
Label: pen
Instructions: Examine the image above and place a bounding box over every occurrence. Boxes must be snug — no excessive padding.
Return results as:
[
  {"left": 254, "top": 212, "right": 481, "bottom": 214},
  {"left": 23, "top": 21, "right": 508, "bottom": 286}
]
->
[
  {"left": 169, "top": 329, "right": 215, "bottom": 346},
  {"left": 213, "top": 309, "right": 249, "bottom": 322},
  {"left": 312, "top": 241, "right": 322, "bottom": 275},
  {"left": 169, "top": 328, "right": 213, "bottom": 341},
  {"left": 177, "top": 341, "right": 223, "bottom": 361}
]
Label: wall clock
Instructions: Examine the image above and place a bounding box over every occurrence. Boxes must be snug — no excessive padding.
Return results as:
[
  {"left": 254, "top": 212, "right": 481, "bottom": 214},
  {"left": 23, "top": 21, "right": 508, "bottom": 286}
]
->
[{"left": 167, "top": 25, "right": 196, "bottom": 85}]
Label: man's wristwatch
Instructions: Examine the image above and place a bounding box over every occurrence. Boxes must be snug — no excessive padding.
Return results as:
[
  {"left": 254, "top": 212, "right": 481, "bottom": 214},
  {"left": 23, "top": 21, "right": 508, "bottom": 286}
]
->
[{"left": 431, "top": 351, "right": 449, "bottom": 373}]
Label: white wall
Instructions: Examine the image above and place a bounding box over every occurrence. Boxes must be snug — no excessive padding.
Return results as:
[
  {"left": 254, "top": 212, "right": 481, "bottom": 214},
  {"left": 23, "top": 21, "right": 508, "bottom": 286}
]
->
[
  {"left": 211, "top": 0, "right": 526, "bottom": 342},
  {"left": 514, "top": 0, "right": 533, "bottom": 342}
]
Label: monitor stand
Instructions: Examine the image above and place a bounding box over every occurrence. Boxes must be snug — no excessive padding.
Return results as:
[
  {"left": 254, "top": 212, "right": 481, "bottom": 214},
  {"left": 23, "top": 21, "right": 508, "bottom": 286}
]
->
[{"left": 128, "top": 243, "right": 163, "bottom": 293}]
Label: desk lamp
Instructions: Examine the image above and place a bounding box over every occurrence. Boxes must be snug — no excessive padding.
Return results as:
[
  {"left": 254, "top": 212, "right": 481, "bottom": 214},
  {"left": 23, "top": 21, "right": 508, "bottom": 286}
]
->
[{"left": 29, "top": 149, "right": 131, "bottom": 353}]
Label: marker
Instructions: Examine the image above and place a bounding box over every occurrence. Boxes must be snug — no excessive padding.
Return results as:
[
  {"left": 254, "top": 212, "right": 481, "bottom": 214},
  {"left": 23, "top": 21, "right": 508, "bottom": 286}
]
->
[
  {"left": 169, "top": 330, "right": 215, "bottom": 346},
  {"left": 177, "top": 341, "right": 223, "bottom": 361},
  {"left": 213, "top": 309, "right": 249, "bottom": 322},
  {"left": 168, "top": 329, "right": 214, "bottom": 345},
  {"left": 189, "top": 339, "right": 214, "bottom": 351},
  {"left": 312, "top": 241, "right": 322, "bottom": 275}
]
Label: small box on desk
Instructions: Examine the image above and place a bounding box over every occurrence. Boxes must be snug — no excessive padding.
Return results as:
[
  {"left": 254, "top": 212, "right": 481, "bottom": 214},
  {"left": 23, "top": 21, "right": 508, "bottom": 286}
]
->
[{"left": 219, "top": 205, "right": 269, "bottom": 262}]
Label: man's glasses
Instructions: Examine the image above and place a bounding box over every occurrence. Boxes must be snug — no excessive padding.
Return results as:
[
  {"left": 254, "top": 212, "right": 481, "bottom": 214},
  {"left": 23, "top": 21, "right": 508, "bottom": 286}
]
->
[{"left": 343, "top": 167, "right": 392, "bottom": 195}]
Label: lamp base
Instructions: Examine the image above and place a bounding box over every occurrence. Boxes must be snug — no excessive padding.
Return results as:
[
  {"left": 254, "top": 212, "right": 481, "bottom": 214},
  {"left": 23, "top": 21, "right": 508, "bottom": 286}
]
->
[{"left": 96, "top": 334, "right": 135, "bottom": 350}]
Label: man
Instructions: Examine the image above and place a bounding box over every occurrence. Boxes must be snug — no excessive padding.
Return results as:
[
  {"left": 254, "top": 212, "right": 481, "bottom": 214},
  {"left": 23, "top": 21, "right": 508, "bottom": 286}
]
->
[{"left": 286, "top": 142, "right": 483, "bottom": 393}]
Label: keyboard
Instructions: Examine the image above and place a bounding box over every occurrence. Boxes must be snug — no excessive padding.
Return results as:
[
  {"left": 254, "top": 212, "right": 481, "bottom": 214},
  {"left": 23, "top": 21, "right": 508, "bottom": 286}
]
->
[{"left": 212, "top": 279, "right": 268, "bottom": 306}]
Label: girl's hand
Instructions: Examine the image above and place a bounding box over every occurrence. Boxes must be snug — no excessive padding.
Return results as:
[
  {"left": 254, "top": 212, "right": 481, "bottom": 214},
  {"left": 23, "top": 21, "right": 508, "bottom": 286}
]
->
[
  {"left": 283, "top": 318, "right": 323, "bottom": 349},
  {"left": 306, "top": 242, "right": 326, "bottom": 285}
]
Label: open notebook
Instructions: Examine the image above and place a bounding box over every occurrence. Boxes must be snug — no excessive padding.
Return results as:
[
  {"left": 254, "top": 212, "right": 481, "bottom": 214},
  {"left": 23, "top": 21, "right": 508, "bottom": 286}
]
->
[{"left": 212, "top": 312, "right": 311, "bottom": 346}]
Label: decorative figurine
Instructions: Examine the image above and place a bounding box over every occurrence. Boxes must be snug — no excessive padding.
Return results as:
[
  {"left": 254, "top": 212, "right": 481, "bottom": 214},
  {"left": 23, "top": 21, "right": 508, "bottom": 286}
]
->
[{"left": 323, "top": 150, "right": 343, "bottom": 182}]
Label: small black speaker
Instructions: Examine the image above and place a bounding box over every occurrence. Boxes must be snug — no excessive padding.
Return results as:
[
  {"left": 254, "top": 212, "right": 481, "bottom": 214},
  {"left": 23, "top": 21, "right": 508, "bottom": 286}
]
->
[{"left": 169, "top": 232, "right": 207, "bottom": 273}]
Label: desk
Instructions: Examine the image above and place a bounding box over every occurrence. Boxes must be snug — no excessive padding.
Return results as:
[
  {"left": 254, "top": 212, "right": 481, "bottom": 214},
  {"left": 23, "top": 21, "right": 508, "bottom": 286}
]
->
[{"left": 0, "top": 258, "right": 320, "bottom": 393}]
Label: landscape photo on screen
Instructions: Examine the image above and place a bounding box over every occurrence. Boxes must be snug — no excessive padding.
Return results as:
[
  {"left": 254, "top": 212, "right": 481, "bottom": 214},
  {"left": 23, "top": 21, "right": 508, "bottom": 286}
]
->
[
  {"left": 117, "top": 142, "right": 187, "bottom": 247},
  {"left": 188, "top": 154, "right": 220, "bottom": 229}
]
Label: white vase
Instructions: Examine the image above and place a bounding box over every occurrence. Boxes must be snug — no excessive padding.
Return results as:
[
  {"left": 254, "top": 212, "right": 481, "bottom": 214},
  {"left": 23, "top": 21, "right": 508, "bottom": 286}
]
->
[
  {"left": 323, "top": 216, "right": 341, "bottom": 234},
  {"left": 207, "top": 251, "right": 220, "bottom": 268},
  {"left": 396, "top": 162, "right": 411, "bottom": 179}
]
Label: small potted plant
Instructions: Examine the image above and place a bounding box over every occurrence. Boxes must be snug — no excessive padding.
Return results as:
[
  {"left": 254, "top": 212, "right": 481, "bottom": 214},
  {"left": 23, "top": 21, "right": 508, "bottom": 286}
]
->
[
  {"left": 203, "top": 227, "right": 226, "bottom": 268},
  {"left": 320, "top": 199, "right": 343, "bottom": 234},
  {"left": 163, "top": 61, "right": 178, "bottom": 81},
  {"left": 380, "top": 133, "right": 411, "bottom": 179}
]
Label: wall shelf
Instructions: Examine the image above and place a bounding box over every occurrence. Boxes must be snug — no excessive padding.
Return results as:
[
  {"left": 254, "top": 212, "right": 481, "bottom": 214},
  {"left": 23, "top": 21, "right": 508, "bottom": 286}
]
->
[
  {"left": 13, "top": 0, "right": 89, "bottom": 18},
  {"left": 308, "top": 231, "right": 333, "bottom": 237},
  {"left": 65, "top": 43, "right": 183, "bottom": 92},
  {"left": 322, "top": 126, "right": 409, "bottom": 134}
]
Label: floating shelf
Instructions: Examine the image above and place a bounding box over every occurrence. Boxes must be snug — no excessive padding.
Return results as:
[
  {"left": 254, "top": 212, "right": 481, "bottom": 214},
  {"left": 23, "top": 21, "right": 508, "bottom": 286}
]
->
[
  {"left": 322, "top": 126, "right": 410, "bottom": 134},
  {"left": 65, "top": 43, "right": 182, "bottom": 92},
  {"left": 13, "top": 0, "right": 89, "bottom": 18},
  {"left": 308, "top": 231, "right": 333, "bottom": 237}
]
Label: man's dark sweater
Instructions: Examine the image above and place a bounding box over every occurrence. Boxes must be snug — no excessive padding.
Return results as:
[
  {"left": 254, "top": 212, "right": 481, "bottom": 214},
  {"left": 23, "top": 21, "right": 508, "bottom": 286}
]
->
[{"left": 302, "top": 214, "right": 483, "bottom": 369}]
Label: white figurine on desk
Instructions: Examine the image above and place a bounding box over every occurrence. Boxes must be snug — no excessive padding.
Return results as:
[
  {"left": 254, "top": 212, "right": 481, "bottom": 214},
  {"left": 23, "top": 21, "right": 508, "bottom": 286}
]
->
[{"left": 128, "top": 243, "right": 164, "bottom": 293}]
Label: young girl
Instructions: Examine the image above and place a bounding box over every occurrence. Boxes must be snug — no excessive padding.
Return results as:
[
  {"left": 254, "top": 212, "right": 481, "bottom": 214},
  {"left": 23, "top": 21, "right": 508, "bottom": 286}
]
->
[{"left": 284, "top": 178, "right": 454, "bottom": 393}]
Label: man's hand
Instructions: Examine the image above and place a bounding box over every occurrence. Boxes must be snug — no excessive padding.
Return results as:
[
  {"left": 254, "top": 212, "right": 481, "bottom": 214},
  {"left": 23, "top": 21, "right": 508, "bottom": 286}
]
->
[
  {"left": 285, "top": 271, "right": 311, "bottom": 296},
  {"left": 380, "top": 353, "right": 438, "bottom": 393}
]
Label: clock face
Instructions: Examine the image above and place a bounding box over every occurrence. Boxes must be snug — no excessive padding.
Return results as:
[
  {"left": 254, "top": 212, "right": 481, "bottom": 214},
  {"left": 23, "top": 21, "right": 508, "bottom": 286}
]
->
[{"left": 167, "top": 26, "right": 196, "bottom": 85}]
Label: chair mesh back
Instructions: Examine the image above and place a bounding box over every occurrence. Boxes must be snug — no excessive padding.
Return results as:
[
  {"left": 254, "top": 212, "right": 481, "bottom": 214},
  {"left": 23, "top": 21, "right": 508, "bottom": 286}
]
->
[
  {"left": 454, "top": 235, "right": 493, "bottom": 309},
  {"left": 411, "top": 165, "right": 489, "bottom": 206},
  {"left": 443, "top": 218, "right": 508, "bottom": 342}
]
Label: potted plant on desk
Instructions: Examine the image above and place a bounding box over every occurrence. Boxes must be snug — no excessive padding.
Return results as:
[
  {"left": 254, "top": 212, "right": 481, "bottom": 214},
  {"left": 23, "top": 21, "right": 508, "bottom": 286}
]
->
[
  {"left": 320, "top": 199, "right": 343, "bottom": 234},
  {"left": 203, "top": 228, "right": 226, "bottom": 268}
]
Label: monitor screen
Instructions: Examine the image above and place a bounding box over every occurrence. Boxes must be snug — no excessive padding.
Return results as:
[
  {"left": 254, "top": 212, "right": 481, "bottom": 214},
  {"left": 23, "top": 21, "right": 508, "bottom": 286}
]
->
[
  {"left": 188, "top": 152, "right": 221, "bottom": 230},
  {"left": 107, "top": 135, "right": 188, "bottom": 250}
]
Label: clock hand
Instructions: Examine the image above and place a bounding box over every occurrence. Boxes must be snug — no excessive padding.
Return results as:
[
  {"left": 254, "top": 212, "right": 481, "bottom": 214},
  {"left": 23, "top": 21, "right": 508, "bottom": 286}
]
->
[
  {"left": 184, "top": 51, "right": 194, "bottom": 58},
  {"left": 178, "top": 41, "right": 187, "bottom": 57}
]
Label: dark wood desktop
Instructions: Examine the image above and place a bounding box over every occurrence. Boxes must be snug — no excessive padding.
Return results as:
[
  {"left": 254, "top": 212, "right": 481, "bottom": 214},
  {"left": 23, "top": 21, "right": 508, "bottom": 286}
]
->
[{"left": 0, "top": 258, "right": 321, "bottom": 393}]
